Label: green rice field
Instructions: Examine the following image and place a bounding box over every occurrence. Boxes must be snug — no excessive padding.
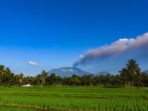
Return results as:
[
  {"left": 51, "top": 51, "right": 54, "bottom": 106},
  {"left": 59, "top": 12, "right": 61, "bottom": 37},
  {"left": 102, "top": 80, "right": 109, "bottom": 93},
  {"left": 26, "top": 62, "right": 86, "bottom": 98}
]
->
[{"left": 0, "top": 87, "right": 148, "bottom": 111}]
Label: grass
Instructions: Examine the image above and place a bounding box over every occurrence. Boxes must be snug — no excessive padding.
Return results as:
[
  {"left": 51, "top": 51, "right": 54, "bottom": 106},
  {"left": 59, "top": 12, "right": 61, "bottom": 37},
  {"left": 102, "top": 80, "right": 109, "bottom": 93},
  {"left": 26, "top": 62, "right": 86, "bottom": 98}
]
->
[{"left": 0, "top": 86, "right": 148, "bottom": 111}]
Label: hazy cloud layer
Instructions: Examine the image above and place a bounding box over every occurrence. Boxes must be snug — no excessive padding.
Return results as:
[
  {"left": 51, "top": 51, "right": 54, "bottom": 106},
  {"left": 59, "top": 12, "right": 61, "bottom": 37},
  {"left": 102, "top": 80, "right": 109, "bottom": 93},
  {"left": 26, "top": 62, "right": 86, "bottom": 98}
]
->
[
  {"left": 73, "top": 33, "right": 148, "bottom": 73},
  {"left": 28, "top": 61, "right": 38, "bottom": 66}
]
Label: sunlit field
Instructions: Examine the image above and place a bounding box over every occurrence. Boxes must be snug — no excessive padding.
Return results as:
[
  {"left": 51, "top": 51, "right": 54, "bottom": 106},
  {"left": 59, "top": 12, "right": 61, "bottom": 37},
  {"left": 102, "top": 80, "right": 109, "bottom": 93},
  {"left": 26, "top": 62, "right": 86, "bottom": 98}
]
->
[{"left": 0, "top": 87, "right": 148, "bottom": 111}]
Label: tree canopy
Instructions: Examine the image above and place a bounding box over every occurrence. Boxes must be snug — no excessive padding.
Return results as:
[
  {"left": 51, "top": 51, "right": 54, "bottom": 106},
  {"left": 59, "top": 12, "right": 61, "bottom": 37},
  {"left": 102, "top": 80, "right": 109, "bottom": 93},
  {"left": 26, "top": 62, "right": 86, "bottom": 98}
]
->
[{"left": 0, "top": 59, "right": 147, "bottom": 87}]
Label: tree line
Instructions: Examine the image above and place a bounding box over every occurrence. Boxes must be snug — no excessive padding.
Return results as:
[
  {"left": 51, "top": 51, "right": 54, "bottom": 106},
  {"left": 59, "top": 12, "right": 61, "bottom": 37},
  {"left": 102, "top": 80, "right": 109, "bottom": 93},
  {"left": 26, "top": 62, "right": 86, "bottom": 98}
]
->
[{"left": 0, "top": 59, "right": 148, "bottom": 87}]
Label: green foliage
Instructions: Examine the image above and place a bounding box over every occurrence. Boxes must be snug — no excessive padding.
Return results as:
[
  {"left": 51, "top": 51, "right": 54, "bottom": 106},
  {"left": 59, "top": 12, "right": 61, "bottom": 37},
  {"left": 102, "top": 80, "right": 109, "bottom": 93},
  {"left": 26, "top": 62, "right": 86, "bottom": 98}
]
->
[
  {"left": 119, "top": 59, "right": 143, "bottom": 87},
  {"left": 0, "top": 87, "right": 148, "bottom": 111},
  {"left": 0, "top": 65, "right": 13, "bottom": 86},
  {"left": 0, "top": 59, "right": 148, "bottom": 111},
  {"left": 0, "top": 59, "right": 148, "bottom": 87}
]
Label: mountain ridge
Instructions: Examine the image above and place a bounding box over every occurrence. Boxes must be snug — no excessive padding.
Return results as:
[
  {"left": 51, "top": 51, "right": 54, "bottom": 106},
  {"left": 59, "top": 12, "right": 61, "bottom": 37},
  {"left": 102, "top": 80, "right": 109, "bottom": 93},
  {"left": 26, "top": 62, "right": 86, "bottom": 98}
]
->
[{"left": 48, "top": 67, "right": 91, "bottom": 77}]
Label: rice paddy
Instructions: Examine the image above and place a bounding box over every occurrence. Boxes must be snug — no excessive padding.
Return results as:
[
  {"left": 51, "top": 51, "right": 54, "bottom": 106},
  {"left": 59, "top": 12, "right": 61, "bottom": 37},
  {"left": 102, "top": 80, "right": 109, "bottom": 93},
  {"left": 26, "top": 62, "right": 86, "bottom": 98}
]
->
[{"left": 0, "top": 87, "right": 148, "bottom": 111}]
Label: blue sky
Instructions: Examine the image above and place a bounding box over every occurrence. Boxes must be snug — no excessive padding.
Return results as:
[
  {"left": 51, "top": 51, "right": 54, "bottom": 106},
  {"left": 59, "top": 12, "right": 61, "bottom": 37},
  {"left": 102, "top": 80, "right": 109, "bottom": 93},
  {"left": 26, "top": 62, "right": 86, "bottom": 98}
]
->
[{"left": 0, "top": 0, "right": 148, "bottom": 75}]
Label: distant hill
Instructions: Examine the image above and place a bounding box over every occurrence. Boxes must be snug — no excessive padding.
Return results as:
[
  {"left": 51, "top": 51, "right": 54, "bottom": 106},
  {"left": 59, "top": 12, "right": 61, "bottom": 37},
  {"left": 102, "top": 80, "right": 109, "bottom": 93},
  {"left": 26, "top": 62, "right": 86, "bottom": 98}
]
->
[
  {"left": 96, "top": 71, "right": 111, "bottom": 75},
  {"left": 48, "top": 67, "right": 91, "bottom": 77},
  {"left": 144, "top": 70, "right": 148, "bottom": 74}
]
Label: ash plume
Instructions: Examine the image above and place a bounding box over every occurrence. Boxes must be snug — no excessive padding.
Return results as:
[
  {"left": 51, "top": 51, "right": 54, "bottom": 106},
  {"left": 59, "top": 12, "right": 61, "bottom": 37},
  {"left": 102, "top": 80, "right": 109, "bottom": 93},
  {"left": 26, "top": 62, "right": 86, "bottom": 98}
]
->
[{"left": 73, "top": 33, "right": 148, "bottom": 73}]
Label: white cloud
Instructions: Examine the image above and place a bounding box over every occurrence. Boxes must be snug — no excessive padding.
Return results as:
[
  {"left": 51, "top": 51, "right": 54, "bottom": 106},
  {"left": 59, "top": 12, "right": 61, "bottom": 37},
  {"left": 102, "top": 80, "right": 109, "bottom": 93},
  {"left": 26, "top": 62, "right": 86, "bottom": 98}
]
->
[
  {"left": 28, "top": 61, "right": 38, "bottom": 66},
  {"left": 79, "top": 54, "right": 84, "bottom": 58}
]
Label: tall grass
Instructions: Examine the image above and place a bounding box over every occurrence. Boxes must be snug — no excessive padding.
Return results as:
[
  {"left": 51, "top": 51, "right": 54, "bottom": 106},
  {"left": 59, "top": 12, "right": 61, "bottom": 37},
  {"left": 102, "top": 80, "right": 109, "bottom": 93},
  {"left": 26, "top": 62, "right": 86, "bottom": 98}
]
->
[{"left": 0, "top": 87, "right": 148, "bottom": 111}]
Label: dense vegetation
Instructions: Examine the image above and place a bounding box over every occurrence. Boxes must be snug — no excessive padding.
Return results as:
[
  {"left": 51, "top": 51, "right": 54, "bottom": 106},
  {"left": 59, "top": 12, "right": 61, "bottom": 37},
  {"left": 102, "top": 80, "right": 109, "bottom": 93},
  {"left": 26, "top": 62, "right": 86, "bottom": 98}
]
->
[
  {"left": 0, "top": 59, "right": 148, "bottom": 111},
  {"left": 0, "top": 59, "right": 148, "bottom": 87},
  {"left": 0, "top": 87, "right": 148, "bottom": 111}
]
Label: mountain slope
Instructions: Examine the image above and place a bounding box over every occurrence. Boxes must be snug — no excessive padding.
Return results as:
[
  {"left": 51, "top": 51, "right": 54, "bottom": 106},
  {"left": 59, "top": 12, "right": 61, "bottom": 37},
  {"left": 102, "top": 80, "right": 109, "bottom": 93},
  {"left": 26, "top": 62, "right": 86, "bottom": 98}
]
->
[
  {"left": 96, "top": 71, "right": 111, "bottom": 75},
  {"left": 48, "top": 67, "right": 91, "bottom": 77},
  {"left": 144, "top": 70, "right": 148, "bottom": 74}
]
